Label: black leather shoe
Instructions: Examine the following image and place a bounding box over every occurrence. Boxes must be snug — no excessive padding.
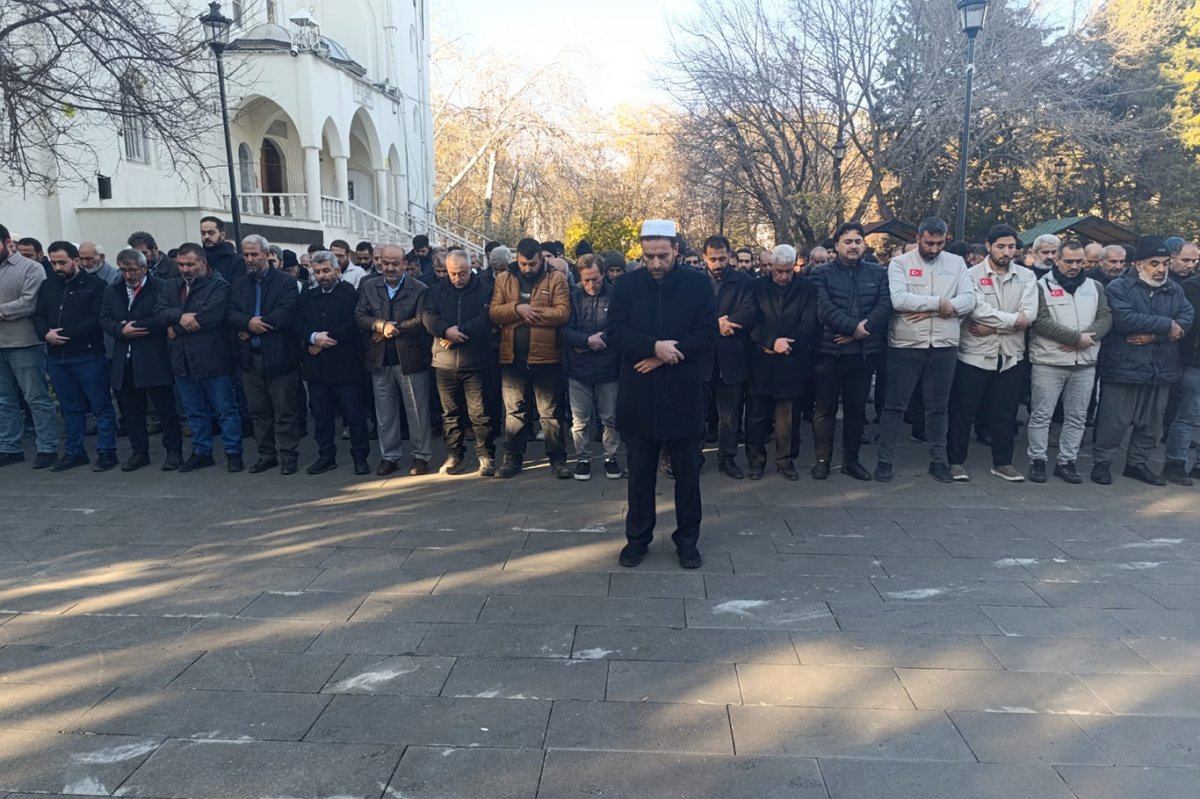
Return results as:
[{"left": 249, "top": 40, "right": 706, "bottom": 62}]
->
[
  {"left": 1162, "top": 460, "right": 1195, "bottom": 487},
  {"left": 353, "top": 458, "right": 371, "bottom": 475},
  {"left": 747, "top": 465, "right": 764, "bottom": 480},
  {"left": 718, "top": 459, "right": 745, "bottom": 480},
  {"left": 51, "top": 453, "right": 89, "bottom": 472},
  {"left": 227, "top": 454, "right": 244, "bottom": 473},
  {"left": 161, "top": 451, "right": 183, "bottom": 471},
  {"left": 497, "top": 456, "right": 522, "bottom": 479},
  {"left": 928, "top": 463, "right": 953, "bottom": 483},
  {"left": 811, "top": 461, "right": 830, "bottom": 480},
  {"left": 618, "top": 543, "right": 647, "bottom": 568},
  {"left": 93, "top": 451, "right": 119, "bottom": 472},
  {"left": 307, "top": 457, "right": 337, "bottom": 475},
  {"left": 1054, "top": 461, "right": 1082, "bottom": 484},
  {"left": 0, "top": 452, "right": 26, "bottom": 467},
  {"left": 121, "top": 452, "right": 151, "bottom": 472},
  {"left": 874, "top": 463, "right": 893, "bottom": 482},
  {"left": 1123, "top": 463, "right": 1166, "bottom": 486},
  {"left": 248, "top": 457, "right": 279, "bottom": 474},
  {"left": 841, "top": 461, "right": 872, "bottom": 481},
  {"left": 280, "top": 459, "right": 298, "bottom": 475},
  {"left": 677, "top": 546, "right": 703, "bottom": 569},
  {"left": 178, "top": 453, "right": 215, "bottom": 473},
  {"left": 778, "top": 462, "right": 799, "bottom": 481},
  {"left": 1091, "top": 462, "right": 1112, "bottom": 485}
]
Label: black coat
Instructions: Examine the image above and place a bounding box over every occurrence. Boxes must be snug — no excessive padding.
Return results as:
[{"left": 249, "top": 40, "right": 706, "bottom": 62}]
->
[
  {"left": 101, "top": 277, "right": 174, "bottom": 390},
  {"left": 153, "top": 274, "right": 235, "bottom": 379},
  {"left": 748, "top": 276, "right": 821, "bottom": 398},
  {"left": 562, "top": 283, "right": 619, "bottom": 384},
  {"left": 296, "top": 282, "right": 364, "bottom": 384},
  {"left": 227, "top": 267, "right": 300, "bottom": 377},
  {"left": 147, "top": 254, "right": 180, "bottom": 281},
  {"left": 421, "top": 273, "right": 496, "bottom": 372},
  {"left": 607, "top": 266, "right": 718, "bottom": 441},
  {"left": 205, "top": 241, "right": 245, "bottom": 285},
  {"left": 811, "top": 259, "right": 891, "bottom": 358},
  {"left": 355, "top": 275, "right": 432, "bottom": 375},
  {"left": 32, "top": 270, "right": 107, "bottom": 359},
  {"left": 1099, "top": 271, "right": 1194, "bottom": 385},
  {"left": 707, "top": 268, "right": 756, "bottom": 384},
  {"left": 1180, "top": 275, "right": 1200, "bottom": 369}
]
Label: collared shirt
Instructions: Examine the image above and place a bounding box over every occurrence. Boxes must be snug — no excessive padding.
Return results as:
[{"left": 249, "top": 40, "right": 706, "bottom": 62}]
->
[
  {"left": 385, "top": 275, "right": 405, "bottom": 300},
  {"left": 126, "top": 276, "right": 147, "bottom": 307}
]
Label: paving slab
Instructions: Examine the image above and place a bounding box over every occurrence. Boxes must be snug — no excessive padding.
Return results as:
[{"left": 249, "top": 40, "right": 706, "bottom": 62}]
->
[
  {"left": 304, "top": 566, "right": 444, "bottom": 594},
  {"left": 829, "top": 601, "right": 1005, "bottom": 635},
  {"left": 477, "top": 595, "right": 684, "bottom": 627},
  {"left": 0, "top": 644, "right": 203, "bottom": 689},
  {"left": 873, "top": 577, "right": 1047, "bottom": 605},
  {"left": 434, "top": 569, "right": 610, "bottom": 596},
  {"left": 1054, "top": 765, "right": 1200, "bottom": 799},
  {"left": 440, "top": 656, "right": 607, "bottom": 700},
  {"left": 1107, "top": 608, "right": 1200, "bottom": 639},
  {"left": 730, "top": 552, "right": 888, "bottom": 577},
  {"left": 167, "top": 617, "right": 327, "bottom": 653},
  {"left": 115, "top": 738, "right": 401, "bottom": 799},
  {"left": 304, "top": 621, "right": 428, "bottom": 655},
  {"left": 306, "top": 694, "right": 551, "bottom": 747},
  {"left": 1129, "top": 582, "right": 1200, "bottom": 610},
  {"left": 537, "top": 750, "right": 828, "bottom": 799},
  {"left": 820, "top": 759, "right": 1077, "bottom": 799},
  {"left": 0, "top": 615, "right": 196, "bottom": 649},
  {"left": 235, "top": 590, "right": 369, "bottom": 621},
  {"left": 1071, "top": 715, "right": 1200, "bottom": 767},
  {"left": 545, "top": 699, "right": 733, "bottom": 755},
  {"left": 350, "top": 594, "right": 487, "bottom": 624},
  {"left": 167, "top": 650, "right": 345, "bottom": 692},
  {"left": 416, "top": 622, "right": 575, "bottom": 658},
  {"left": 605, "top": 660, "right": 742, "bottom": 704},
  {"left": 0, "top": 730, "right": 161, "bottom": 795},
  {"left": 571, "top": 625, "right": 799, "bottom": 664},
  {"left": 980, "top": 605, "right": 1137, "bottom": 638},
  {"left": 702, "top": 574, "right": 880, "bottom": 602},
  {"left": 949, "top": 711, "right": 1110, "bottom": 765},
  {"left": 737, "top": 664, "right": 914, "bottom": 709},
  {"left": 0, "top": 683, "right": 115, "bottom": 731},
  {"left": 322, "top": 655, "right": 455, "bottom": 695},
  {"left": 608, "top": 572, "right": 706, "bottom": 598},
  {"left": 981, "top": 636, "right": 1156, "bottom": 673},
  {"left": 385, "top": 746, "right": 543, "bottom": 799},
  {"left": 1027, "top": 581, "right": 1164, "bottom": 609},
  {"left": 1123, "top": 638, "right": 1200, "bottom": 673},
  {"left": 1077, "top": 673, "right": 1200, "bottom": 716},
  {"left": 897, "top": 668, "right": 1110, "bottom": 714},
  {"left": 790, "top": 631, "right": 1003, "bottom": 670}
]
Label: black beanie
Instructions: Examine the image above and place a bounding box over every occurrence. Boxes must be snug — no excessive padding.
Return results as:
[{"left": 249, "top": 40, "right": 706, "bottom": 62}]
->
[{"left": 1135, "top": 236, "right": 1170, "bottom": 261}]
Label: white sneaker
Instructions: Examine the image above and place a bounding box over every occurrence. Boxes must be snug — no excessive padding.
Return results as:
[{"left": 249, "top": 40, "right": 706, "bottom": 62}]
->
[
  {"left": 950, "top": 464, "right": 971, "bottom": 482},
  {"left": 991, "top": 464, "right": 1026, "bottom": 482}
]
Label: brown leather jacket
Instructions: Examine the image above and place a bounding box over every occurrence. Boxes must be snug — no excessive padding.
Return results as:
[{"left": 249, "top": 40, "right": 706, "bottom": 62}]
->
[{"left": 489, "top": 264, "right": 570, "bottom": 364}]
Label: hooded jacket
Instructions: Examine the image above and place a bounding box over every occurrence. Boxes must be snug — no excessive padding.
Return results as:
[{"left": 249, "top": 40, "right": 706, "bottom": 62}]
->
[{"left": 489, "top": 262, "right": 570, "bottom": 365}]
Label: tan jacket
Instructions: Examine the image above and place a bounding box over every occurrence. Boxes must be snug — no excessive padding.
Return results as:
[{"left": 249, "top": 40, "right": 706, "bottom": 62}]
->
[{"left": 489, "top": 265, "right": 570, "bottom": 364}]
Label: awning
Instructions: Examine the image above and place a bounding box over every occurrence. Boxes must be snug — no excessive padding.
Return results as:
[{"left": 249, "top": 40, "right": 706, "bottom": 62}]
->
[
  {"left": 863, "top": 219, "right": 918, "bottom": 242},
  {"left": 1019, "top": 216, "right": 1137, "bottom": 246}
]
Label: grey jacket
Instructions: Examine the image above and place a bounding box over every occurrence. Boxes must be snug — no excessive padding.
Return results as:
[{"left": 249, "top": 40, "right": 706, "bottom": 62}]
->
[{"left": 0, "top": 251, "right": 47, "bottom": 348}]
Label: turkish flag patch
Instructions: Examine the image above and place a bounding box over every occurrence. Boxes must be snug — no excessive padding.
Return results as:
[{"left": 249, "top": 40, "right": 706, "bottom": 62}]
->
[
  {"left": 979, "top": 277, "right": 994, "bottom": 286},
  {"left": 908, "top": 268, "right": 923, "bottom": 277},
  {"left": 1050, "top": 288, "right": 1065, "bottom": 297}
]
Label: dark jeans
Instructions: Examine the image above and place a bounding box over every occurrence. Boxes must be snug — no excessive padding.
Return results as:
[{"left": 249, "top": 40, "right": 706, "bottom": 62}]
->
[
  {"left": 746, "top": 394, "right": 797, "bottom": 468},
  {"left": 813, "top": 354, "right": 878, "bottom": 464},
  {"left": 707, "top": 379, "right": 745, "bottom": 463},
  {"left": 625, "top": 431, "right": 702, "bottom": 551},
  {"left": 500, "top": 361, "right": 565, "bottom": 461},
  {"left": 48, "top": 354, "right": 116, "bottom": 457},
  {"left": 177, "top": 373, "right": 242, "bottom": 457},
  {"left": 243, "top": 354, "right": 300, "bottom": 461},
  {"left": 118, "top": 370, "right": 181, "bottom": 457},
  {"left": 877, "top": 346, "right": 958, "bottom": 466},
  {"left": 436, "top": 367, "right": 495, "bottom": 462},
  {"left": 948, "top": 360, "right": 1024, "bottom": 467},
  {"left": 309, "top": 381, "right": 369, "bottom": 462}
]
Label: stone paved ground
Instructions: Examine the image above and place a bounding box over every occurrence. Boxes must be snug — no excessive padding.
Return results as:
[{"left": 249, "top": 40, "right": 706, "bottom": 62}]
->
[{"left": 1, "top": 423, "right": 1200, "bottom": 798}]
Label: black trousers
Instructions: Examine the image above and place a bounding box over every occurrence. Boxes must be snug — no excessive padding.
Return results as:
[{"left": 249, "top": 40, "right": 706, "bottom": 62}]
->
[
  {"left": 625, "top": 432, "right": 702, "bottom": 550},
  {"left": 812, "top": 354, "right": 877, "bottom": 464},
  {"left": 309, "top": 381, "right": 369, "bottom": 462},
  {"left": 707, "top": 379, "right": 745, "bottom": 463},
  {"left": 243, "top": 354, "right": 300, "bottom": 461},
  {"left": 436, "top": 367, "right": 495, "bottom": 462},
  {"left": 947, "top": 360, "right": 1023, "bottom": 467},
  {"left": 118, "top": 369, "right": 181, "bottom": 457},
  {"left": 746, "top": 394, "right": 797, "bottom": 468},
  {"left": 500, "top": 362, "right": 565, "bottom": 460}
]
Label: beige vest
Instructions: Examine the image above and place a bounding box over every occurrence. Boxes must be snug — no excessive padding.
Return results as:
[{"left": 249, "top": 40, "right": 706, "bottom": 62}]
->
[{"left": 1029, "top": 275, "right": 1102, "bottom": 367}]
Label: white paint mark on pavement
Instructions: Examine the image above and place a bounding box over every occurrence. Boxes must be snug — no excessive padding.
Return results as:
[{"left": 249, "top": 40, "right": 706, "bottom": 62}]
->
[
  {"left": 983, "top": 706, "right": 1036, "bottom": 713},
  {"left": 883, "top": 588, "right": 945, "bottom": 600},
  {"left": 63, "top": 777, "right": 108, "bottom": 794},
  {"left": 71, "top": 740, "right": 159, "bottom": 763},
  {"left": 712, "top": 600, "right": 769, "bottom": 616},
  {"left": 574, "top": 648, "right": 613, "bottom": 660},
  {"left": 331, "top": 666, "right": 418, "bottom": 692},
  {"left": 994, "top": 558, "right": 1038, "bottom": 567}
]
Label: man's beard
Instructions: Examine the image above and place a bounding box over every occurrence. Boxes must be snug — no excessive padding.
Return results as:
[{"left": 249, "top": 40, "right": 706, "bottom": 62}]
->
[{"left": 1139, "top": 272, "right": 1167, "bottom": 287}]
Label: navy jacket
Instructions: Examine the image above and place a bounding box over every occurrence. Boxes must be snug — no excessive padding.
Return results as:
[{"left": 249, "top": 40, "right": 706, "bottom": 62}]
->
[
  {"left": 1180, "top": 276, "right": 1200, "bottom": 369},
  {"left": 607, "top": 266, "right": 717, "bottom": 440},
  {"left": 562, "top": 283, "right": 619, "bottom": 384},
  {"left": 153, "top": 274, "right": 235, "bottom": 379},
  {"left": 811, "top": 259, "right": 891, "bottom": 358},
  {"left": 295, "top": 282, "right": 364, "bottom": 384},
  {"left": 101, "top": 276, "right": 174, "bottom": 389},
  {"left": 1099, "top": 272, "right": 1194, "bottom": 385},
  {"left": 706, "top": 268, "right": 756, "bottom": 384},
  {"left": 227, "top": 267, "right": 299, "bottom": 377},
  {"left": 749, "top": 276, "right": 821, "bottom": 398},
  {"left": 32, "top": 270, "right": 107, "bottom": 359}
]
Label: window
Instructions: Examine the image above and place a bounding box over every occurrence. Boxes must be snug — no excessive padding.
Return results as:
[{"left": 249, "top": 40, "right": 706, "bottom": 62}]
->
[
  {"left": 232, "top": 0, "right": 244, "bottom": 25},
  {"left": 266, "top": 1, "right": 276, "bottom": 24},
  {"left": 120, "top": 73, "right": 149, "bottom": 164}
]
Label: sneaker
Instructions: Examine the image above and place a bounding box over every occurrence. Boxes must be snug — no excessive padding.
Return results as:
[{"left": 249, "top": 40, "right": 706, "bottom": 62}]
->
[
  {"left": 873, "top": 463, "right": 893, "bottom": 482},
  {"left": 1162, "top": 460, "right": 1195, "bottom": 487},
  {"left": 811, "top": 461, "right": 830, "bottom": 480},
  {"left": 949, "top": 464, "right": 970, "bottom": 482},
  {"left": 1053, "top": 461, "right": 1082, "bottom": 484},
  {"left": 990, "top": 464, "right": 1025, "bottom": 482},
  {"left": 440, "top": 457, "right": 468, "bottom": 475},
  {"left": 1123, "top": 463, "right": 1166, "bottom": 486},
  {"left": 618, "top": 542, "right": 647, "bottom": 567},
  {"left": 677, "top": 546, "right": 703, "bottom": 569},
  {"left": 178, "top": 453, "right": 215, "bottom": 473},
  {"left": 478, "top": 458, "right": 496, "bottom": 478},
  {"left": 51, "top": 453, "right": 89, "bottom": 472},
  {"left": 497, "top": 455, "right": 522, "bottom": 479},
  {"left": 603, "top": 458, "right": 624, "bottom": 479},
  {"left": 574, "top": 461, "right": 592, "bottom": 481},
  {"left": 93, "top": 451, "right": 119, "bottom": 472},
  {"left": 551, "top": 460, "right": 573, "bottom": 479},
  {"left": 32, "top": 451, "right": 54, "bottom": 469},
  {"left": 930, "top": 463, "right": 954, "bottom": 483},
  {"left": 1028, "top": 459, "right": 1047, "bottom": 484},
  {"left": 1091, "top": 461, "right": 1112, "bottom": 485}
]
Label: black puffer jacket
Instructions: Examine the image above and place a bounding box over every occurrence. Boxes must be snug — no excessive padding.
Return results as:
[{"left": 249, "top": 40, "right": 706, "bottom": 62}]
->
[
  {"left": 32, "top": 270, "right": 107, "bottom": 358},
  {"left": 562, "top": 283, "right": 618, "bottom": 383},
  {"left": 811, "top": 259, "right": 891, "bottom": 357}
]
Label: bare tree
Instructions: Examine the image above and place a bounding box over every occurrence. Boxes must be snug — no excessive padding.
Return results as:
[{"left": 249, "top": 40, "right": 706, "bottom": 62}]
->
[{"left": 0, "top": 0, "right": 228, "bottom": 191}]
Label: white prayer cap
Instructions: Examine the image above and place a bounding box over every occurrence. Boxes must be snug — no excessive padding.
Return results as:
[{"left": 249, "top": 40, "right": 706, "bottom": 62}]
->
[{"left": 640, "top": 219, "right": 677, "bottom": 239}]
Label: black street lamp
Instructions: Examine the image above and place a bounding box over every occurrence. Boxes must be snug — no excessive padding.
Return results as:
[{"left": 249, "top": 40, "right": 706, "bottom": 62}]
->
[
  {"left": 954, "top": 0, "right": 989, "bottom": 240},
  {"left": 1053, "top": 156, "right": 1067, "bottom": 217},
  {"left": 832, "top": 136, "right": 847, "bottom": 226},
  {"left": 199, "top": 1, "right": 242, "bottom": 247}
]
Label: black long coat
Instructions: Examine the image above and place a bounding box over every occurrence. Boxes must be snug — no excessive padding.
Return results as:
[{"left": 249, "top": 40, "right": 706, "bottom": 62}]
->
[
  {"left": 706, "top": 267, "right": 757, "bottom": 384},
  {"left": 607, "top": 266, "right": 717, "bottom": 441},
  {"left": 153, "top": 274, "right": 234, "bottom": 379},
  {"left": 101, "top": 276, "right": 174, "bottom": 389},
  {"left": 227, "top": 267, "right": 300, "bottom": 377},
  {"left": 295, "top": 282, "right": 364, "bottom": 384},
  {"left": 748, "top": 275, "right": 821, "bottom": 398}
]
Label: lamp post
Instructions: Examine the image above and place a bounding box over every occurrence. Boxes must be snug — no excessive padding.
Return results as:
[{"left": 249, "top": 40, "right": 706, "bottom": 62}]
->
[
  {"left": 954, "top": 0, "right": 989, "bottom": 240},
  {"left": 1053, "top": 156, "right": 1067, "bottom": 217},
  {"left": 199, "top": 1, "right": 242, "bottom": 247},
  {"left": 832, "top": 136, "right": 847, "bottom": 226}
]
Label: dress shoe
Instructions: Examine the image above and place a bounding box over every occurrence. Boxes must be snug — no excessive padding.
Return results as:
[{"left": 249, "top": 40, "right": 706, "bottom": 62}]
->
[
  {"left": 280, "top": 459, "right": 298, "bottom": 475},
  {"left": 51, "top": 453, "right": 89, "bottom": 472},
  {"left": 0, "top": 451, "right": 26, "bottom": 468},
  {"left": 928, "top": 463, "right": 953, "bottom": 483},
  {"left": 1054, "top": 461, "right": 1082, "bottom": 484},
  {"left": 178, "top": 453, "right": 215, "bottom": 473},
  {"left": 1091, "top": 462, "right": 1112, "bottom": 485},
  {"left": 1162, "top": 460, "right": 1194, "bottom": 487},
  {"left": 161, "top": 451, "right": 183, "bottom": 471},
  {"left": 122, "top": 452, "right": 151, "bottom": 472},
  {"left": 353, "top": 458, "right": 371, "bottom": 475},
  {"left": 841, "top": 461, "right": 872, "bottom": 481},
  {"left": 811, "top": 460, "right": 830, "bottom": 480},
  {"left": 718, "top": 459, "right": 745, "bottom": 480},
  {"left": 873, "top": 462, "right": 893, "bottom": 482},
  {"left": 93, "top": 451, "right": 119, "bottom": 472},
  {"left": 307, "top": 457, "right": 337, "bottom": 475},
  {"left": 376, "top": 459, "right": 398, "bottom": 476},
  {"left": 248, "top": 457, "right": 279, "bottom": 474},
  {"left": 497, "top": 455, "right": 523, "bottom": 479},
  {"left": 1123, "top": 463, "right": 1166, "bottom": 486},
  {"left": 226, "top": 454, "right": 244, "bottom": 473},
  {"left": 618, "top": 542, "right": 647, "bottom": 568},
  {"left": 677, "top": 546, "right": 703, "bottom": 569},
  {"left": 410, "top": 458, "right": 430, "bottom": 476},
  {"left": 778, "top": 461, "right": 799, "bottom": 481},
  {"left": 747, "top": 466, "right": 764, "bottom": 480}
]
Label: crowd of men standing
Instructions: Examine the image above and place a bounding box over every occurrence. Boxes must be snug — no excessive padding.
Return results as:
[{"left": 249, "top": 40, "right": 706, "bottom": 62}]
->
[{"left": 2, "top": 213, "right": 1200, "bottom": 502}]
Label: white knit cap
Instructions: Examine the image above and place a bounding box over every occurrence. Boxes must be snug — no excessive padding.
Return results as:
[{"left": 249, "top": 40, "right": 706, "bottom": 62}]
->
[{"left": 640, "top": 219, "right": 677, "bottom": 238}]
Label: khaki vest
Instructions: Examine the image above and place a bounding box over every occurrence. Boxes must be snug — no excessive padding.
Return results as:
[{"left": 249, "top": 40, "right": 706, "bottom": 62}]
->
[{"left": 1029, "top": 275, "right": 1101, "bottom": 367}]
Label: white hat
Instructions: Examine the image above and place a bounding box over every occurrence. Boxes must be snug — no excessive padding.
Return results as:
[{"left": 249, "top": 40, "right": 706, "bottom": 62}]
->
[{"left": 640, "top": 219, "right": 677, "bottom": 239}]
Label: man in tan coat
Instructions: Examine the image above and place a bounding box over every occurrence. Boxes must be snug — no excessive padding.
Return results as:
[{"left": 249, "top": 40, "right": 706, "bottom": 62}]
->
[{"left": 489, "top": 237, "right": 572, "bottom": 478}]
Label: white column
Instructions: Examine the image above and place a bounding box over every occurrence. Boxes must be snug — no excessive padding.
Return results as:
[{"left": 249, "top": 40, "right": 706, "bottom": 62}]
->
[
  {"left": 374, "top": 168, "right": 389, "bottom": 219},
  {"left": 333, "top": 155, "right": 349, "bottom": 203},
  {"left": 303, "top": 146, "right": 321, "bottom": 221}
]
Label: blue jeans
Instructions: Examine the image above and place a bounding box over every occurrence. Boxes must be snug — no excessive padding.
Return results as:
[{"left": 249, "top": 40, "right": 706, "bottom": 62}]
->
[
  {"left": 176, "top": 373, "right": 242, "bottom": 456},
  {"left": 47, "top": 354, "right": 116, "bottom": 457},
  {"left": 0, "top": 344, "right": 58, "bottom": 454},
  {"left": 1166, "top": 367, "right": 1200, "bottom": 464}
]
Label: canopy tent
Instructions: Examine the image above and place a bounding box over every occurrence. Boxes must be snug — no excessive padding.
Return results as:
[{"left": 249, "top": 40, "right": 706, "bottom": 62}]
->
[
  {"left": 863, "top": 219, "right": 918, "bottom": 242},
  {"left": 1019, "top": 216, "right": 1137, "bottom": 246}
]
